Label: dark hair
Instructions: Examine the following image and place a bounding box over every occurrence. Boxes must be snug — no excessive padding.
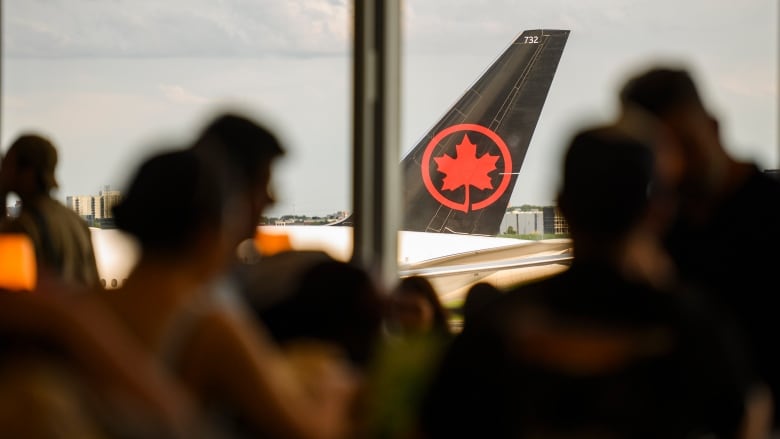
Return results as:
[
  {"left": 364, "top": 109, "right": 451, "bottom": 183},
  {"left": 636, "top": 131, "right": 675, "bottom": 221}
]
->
[
  {"left": 558, "top": 126, "right": 655, "bottom": 239},
  {"left": 113, "top": 149, "right": 225, "bottom": 252},
  {"left": 191, "top": 113, "right": 285, "bottom": 184},
  {"left": 394, "top": 276, "right": 451, "bottom": 336},
  {"left": 259, "top": 260, "right": 384, "bottom": 368},
  {"left": 6, "top": 133, "right": 59, "bottom": 192},
  {"left": 619, "top": 67, "right": 704, "bottom": 117},
  {"left": 462, "top": 282, "right": 502, "bottom": 330}
]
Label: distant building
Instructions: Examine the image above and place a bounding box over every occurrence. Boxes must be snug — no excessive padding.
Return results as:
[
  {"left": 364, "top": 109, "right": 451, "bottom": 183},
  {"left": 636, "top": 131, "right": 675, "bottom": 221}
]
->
[
  {"left": 63, "top": 186, "right": 122, "bottom": 227},
  {"left": 543, "top": 206, "right": 568, "bottom": 235},
  {"left": 500, "top": 211, "right": 544, "bottom": 235},
  {"left": 500, "top": 207, "right": 569, "bottom": 236},
  {"left": 97, "top": 186, "right": 122, "bottom": 220},
  {"left": 66, "top": 195, "right": 96, "bottom": 225}
]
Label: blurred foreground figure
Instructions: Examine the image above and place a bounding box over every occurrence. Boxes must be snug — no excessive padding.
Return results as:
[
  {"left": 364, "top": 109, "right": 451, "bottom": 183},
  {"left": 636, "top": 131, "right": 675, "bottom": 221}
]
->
[
  {"left": 0, "top": 291, "right": 203, "bottom": 439},
  {"left": 187, "top": 113, "right": 367, "bottom": 437},
  {"left": 92, "top": 129, "right": 356, "bottom": 438},
  {"left": 620, "top": 66, "right": 780, "bottom": 431},
  {"left": 419, "top": 123, "right": 764, "bottom": 439},
  {"left": 0, "top": 133, "right": 99, "bottom": 290},
  {"left": 190, "top": 112, "right": 284, "bottom": 248},
  {"left": 386, "top": 276, "right": 452, "bottom": 339},
  {"left": 355, "top": 276, "right": 454, "bottom": 439},
  {"left": 257, "top": 258, "right": 385, "bottom": 371},
  {"left": 460, "top": 282, "right": 502, "bottom": 332}
]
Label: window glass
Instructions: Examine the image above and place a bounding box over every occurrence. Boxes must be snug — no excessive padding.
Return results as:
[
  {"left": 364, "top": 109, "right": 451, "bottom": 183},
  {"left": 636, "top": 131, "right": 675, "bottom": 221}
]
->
[
  {"left": 401, "top": 1, "right": 778, "bottom": 206},
  {"left": 2, "top": 0, "right": 351, "bottom": 223}
]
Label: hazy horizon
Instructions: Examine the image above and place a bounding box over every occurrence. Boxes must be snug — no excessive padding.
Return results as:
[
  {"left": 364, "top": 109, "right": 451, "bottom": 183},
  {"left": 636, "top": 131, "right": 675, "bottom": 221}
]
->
[{"left": 2, "top": 0, "right": 777, "bottom": 217}]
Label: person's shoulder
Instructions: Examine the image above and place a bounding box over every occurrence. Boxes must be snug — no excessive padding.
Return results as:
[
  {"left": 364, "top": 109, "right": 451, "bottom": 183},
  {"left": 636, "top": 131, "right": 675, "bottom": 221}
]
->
[
  {"left": 477, "top": 274, "right": 565, "bottom": 323},
  {"left": 741, "top": 165, "right": 780, "bottom": 197},
  {"left": 503, "top": 271, "right": 565, "bottom": 297},
  {"left": 737, "top": 166, "right": 780, "bottom": 227},
  {"left": 30, "top": 197, "right": 71, "bottom": 216},
  {"left": 41, "top": 198, "right": 93, "bottom": 228},
  {"left": 494, "top": 278, "right": 547, "bottom": 310},
  {"left": 44, "top": 198, "right": 84, "bottom": 215}
]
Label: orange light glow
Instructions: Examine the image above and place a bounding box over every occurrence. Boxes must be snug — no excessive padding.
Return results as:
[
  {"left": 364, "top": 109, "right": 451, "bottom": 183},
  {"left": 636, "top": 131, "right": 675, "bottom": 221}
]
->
[
  {"left": 0, "top": 234, "right": 37, "bottom": 292},
  {"left": 254, "top": 230, "right": 293, "bottom": 257}
]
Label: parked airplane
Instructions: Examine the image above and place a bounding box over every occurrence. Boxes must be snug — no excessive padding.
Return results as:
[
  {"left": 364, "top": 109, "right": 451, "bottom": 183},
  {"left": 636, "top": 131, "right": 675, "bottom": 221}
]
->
[{"left": 91, "top": 29, "right": 573, "bottom": 302}]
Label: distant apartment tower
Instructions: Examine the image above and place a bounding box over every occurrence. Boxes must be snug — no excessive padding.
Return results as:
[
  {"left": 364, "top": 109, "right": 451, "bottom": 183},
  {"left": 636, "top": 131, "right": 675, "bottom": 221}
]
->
[
  {"left": 500, "top": 211, "right": 544, "bottom": 235},
  {"left": 98, "top": 186, "right": 122, "bottom": 220},
  {"left": 66, "top": 195, "right": 96, "bottom": 225},
  {"left": 543, "top": 206, "right": 569, "bottom": 235}
]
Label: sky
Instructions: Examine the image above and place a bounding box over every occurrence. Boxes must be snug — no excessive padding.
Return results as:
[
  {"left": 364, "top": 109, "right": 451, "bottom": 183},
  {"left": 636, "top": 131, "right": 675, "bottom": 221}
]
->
[{"left": 2, "top": 0, "right": 777, "bottom": 217}]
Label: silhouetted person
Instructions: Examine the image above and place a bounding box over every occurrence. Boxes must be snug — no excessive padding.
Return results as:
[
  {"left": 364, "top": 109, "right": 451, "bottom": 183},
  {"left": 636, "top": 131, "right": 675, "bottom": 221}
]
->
[
  {"left": 418, "top": 123, "right": 761, "bottom": 439},
  {"left": 89, "top": 148, "right": 356, "bottom": 439},
  {"left": 357, "top": 276, "right": 453, "bottom": 439},
  {"left": 387, "top": 276, "right": 452, "bottom": 339},
  {"left": 190, "top": 111, "right": 285, "bottom": 249},
  {"left": 0, "top": 290, "right": 204, "bottom": 439},
  {"left": 258, "top": 258, "right": 385, "bottom": 371},
  {"left": 0, "top": 133, "right": 99, "bottom": 291},
  {"left": 460, "top": 282, "right": 502, "bottom": 332},
  {"left": 620, "top": 66, "right": 780, "bottom": 430}
]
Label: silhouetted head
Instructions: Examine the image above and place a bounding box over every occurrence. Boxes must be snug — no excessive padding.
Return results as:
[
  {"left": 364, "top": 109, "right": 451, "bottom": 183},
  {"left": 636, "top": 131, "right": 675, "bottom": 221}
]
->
[
  {"left": 618, "top": 66, "right": 727, "bottom": 199},
  {"left": 191, "top": 113, "right": 286, "bottom": 240},
  {"left": 113, "top": 149, "right": 226, "bottom": 257},
  {"left": 619, "top": 67, "right": 705, "bottom": 117},
  {"left": 557, "top": 126, "right": 656, "bottom": 242},
  {"left": 461, "top": 282, "right": 502, "bottom": 330},
  {"left": 389, "top": 276, "right": 450, "bottom": 337},
  {"left": 259, "top": 259, "right": 385, "bottom": 368},
  {"left": 0, "top": 133, "right": 59, "bottom": 197},
  {"left": 193, "top": 113, "right": 285, "bottom": 182}
]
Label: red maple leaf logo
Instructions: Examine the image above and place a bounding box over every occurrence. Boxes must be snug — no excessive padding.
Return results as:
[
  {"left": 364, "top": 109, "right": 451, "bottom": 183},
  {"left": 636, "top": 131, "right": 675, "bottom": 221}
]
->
[{"left": 433, "top": 134, "right": 499, "bottom": 212}]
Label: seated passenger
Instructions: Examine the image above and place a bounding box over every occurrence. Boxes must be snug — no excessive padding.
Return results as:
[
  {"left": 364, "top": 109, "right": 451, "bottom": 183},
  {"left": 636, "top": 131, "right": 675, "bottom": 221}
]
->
[
  {"left": 386, "top": 276, "right": 452, "bottom": 340},
  {"left": 257, "top": 258, "right": 385, "bottom": 372},
  {"left": 355, "top": 276, "right": 453, "bottom": 439},
  {"left": 460, "top": 282, "right": 502, "bottom": 332},
  {"left": 88, "top": 148, "right": 357, "bottom": 439},
  {"left": 620, "top": 66, "right": 780, "bottom": 432},
  {"left": 418, "top": 121, "right": 762, "bottom": 439},
  {"left": 0, "top": 289, "right": 203, "bottom": 438},
  {"left": 0, "top": 133, "right": 100, "bottom": 291}
]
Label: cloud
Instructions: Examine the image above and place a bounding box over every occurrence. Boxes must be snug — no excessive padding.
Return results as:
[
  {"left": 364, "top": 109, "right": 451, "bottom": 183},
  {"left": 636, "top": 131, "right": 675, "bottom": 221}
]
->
[
  {"left": 158, "top": 84, "right": 207, "bottom": 104},
  {"left": 4, "top": 0, "right": 350, "bottom": 58}
]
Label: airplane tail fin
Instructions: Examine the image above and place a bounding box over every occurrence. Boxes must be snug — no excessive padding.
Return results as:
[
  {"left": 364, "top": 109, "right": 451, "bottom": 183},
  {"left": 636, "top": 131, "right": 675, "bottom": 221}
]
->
[{"left": 402, "top": 29, "right": 570, "bottom": 235}]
